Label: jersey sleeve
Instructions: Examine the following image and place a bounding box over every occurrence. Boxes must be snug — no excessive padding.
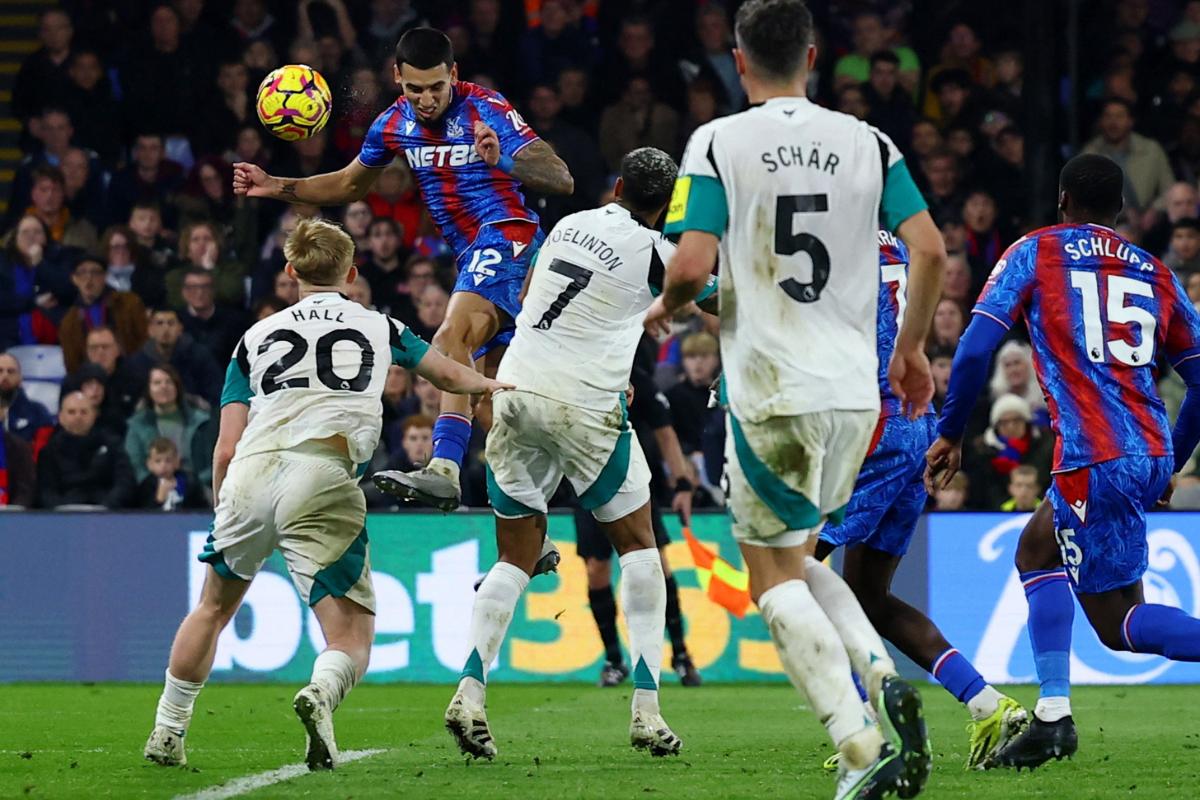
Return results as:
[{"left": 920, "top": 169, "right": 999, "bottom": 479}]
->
[
  {"left": 872, "top": 126, "right": 927, "bottom": 232},
  {"left": 388, "top": 317, "right": 431, "bottom": 368},
  {"left": 1164, "top": 271, "right": 1200, "bottom": 368},
  {"left": 664, "top": 124, "right": 729, "bottom": 240},
  {"left": 972, "top": 237, "right": 1039, "bottom": 329},
  {"left": 358, "top": 109, "right": 396, "bottom": 169},
  {"left": 220, "top": 338, "right": 254, "bottom": 407},
  {"left": 476, "top": 90, "right": 540, "bottom": 157}
]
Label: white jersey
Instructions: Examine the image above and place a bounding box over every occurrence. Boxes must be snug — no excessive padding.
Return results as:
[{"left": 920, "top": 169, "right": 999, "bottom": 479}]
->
[
  {"left": 666, "top": 96, "right": 924, "bottom": 424},
  {"left": 499, "top": 203, "right": 714, "bottom": 411},
  {"left": 222, "top": 292, "right": 429, "bottom": 465}
]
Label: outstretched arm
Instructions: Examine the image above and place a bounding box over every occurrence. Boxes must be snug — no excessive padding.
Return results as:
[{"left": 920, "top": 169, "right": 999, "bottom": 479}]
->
[
  {"left": 232, "top": 157, "right": 381, "bottom": 205},
  {"left": 414, "top": 347, "right": 514, "bottom": 396}
]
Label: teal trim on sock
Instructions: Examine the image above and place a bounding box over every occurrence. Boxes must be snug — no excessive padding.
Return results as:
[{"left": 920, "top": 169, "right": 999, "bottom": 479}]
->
[
  {"left": 460, "top": 648, "right": 485, "bottom": 684},
  {"left": 633, "top": 656, "right": 657, "bottom": 690}
]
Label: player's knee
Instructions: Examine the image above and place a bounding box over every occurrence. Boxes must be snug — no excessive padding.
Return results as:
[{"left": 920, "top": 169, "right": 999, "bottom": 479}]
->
[
  {"left": 1094, "top": 620, "right": 1130, "bottom": 652},
  {"left": 194, "top": 596, "right": 238, "bottom": 627}
]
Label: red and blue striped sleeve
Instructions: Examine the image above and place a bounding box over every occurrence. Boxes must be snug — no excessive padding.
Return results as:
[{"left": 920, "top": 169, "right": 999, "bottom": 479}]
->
[
  {"left": 1163, "top": 271, "right": 1200, "bottom": 368},
  {"left": 358, "top": 108, "right": 397, "bottom": 169},
  {"left": 973, "top": 235, "right": 1039, "bottom": 329},
  {"left": 473, "top": 89, "right": 540, "bottom": 158}
]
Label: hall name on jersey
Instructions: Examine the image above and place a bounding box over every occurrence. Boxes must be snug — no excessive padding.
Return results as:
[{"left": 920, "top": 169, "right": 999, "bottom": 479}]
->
[
  {"left": 548, "top": 226, "right": 624, "bottom": 270},
  {"left": 404, "top": 144, "right": 483, "bottom": 169},
  {"left": 1063, "top": 235, "right": 1147, "bottom": 268},
  {"left": 761, "top": 143, "right": 840, "bottom": 175},
  {"left": 291, "top": 307, "right": 346, "bottom": 323}
]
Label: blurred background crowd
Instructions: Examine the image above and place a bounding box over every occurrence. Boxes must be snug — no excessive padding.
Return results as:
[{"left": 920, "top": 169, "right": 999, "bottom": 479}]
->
[{"left": 3, "top": 0, "right": 1200, "bottom": 514}]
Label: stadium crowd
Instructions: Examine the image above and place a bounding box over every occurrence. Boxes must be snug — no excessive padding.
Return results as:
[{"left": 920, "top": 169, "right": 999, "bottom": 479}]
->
[{"left": 2, "top": 0, "right": 1200, "bottom": 512}]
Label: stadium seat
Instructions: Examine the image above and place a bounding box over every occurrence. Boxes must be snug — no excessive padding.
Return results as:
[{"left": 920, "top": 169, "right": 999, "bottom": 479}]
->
[
  {"left": 6, "top": 345, "right": 66, "bottom": 381},
  {"left": 22, "top": 379, "right": 62, "bottom": 414}
]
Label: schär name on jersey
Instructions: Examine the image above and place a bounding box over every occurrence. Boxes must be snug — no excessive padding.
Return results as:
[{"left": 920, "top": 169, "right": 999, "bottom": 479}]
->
[
  {"left": 404, "top": 144, "right": 483, "bottom": 169},
  {"left": 760, "top": 142, "right": 841, "bottom": 174},
  {"left": 1064, "top": 234, "right": 1150, "bottom": 269}
]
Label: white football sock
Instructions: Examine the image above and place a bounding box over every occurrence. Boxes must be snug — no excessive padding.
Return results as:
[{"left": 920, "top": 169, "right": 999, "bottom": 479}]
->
[
  {"left": 804, "top": 556, "right": 896, "bottom": 705},
  {"left": 155, "top": 670, "right": 204, "bottom": 735},
  {"left": 758, "top": 580, "right": 882, "bottom": 769},
  {"left": 619, "top": 547, "right": 667, "bottom": 715},
  {"left": 457, "top": 561, "right": 528, "bottom": 705},
  {"left": 966, "top": 684, "right": 1004, "bottom": 721},
  {"left": 310, "top": 649, "right": 357, "bottom": 711},
  {"left": 1034, "top": 696, "right": 1072, "bottom": 723}
]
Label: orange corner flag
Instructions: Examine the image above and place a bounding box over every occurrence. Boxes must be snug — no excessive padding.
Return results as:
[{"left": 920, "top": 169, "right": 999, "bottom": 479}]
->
[{"left": 682, "top": 527, "right": 752, "bottom": 619}]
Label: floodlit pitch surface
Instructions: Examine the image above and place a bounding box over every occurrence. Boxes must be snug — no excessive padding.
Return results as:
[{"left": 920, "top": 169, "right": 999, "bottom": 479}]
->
[{"left": 2, "top": 684, "right": 1197, "bottom": 798}]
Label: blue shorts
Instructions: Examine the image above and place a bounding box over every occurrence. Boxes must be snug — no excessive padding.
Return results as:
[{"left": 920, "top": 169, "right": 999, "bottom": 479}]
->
[
  {"left": 455, "top": 220, "right": 545, "bottom": 358},
  {"left": 1049, "top": 455, "right": 1173, "bottom": 594},
  {"left": 819, "top": 413, "right": 935, "bottom": 557}
]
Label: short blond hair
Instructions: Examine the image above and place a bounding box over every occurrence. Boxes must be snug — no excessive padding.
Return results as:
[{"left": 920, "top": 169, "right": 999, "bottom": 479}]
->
[{"left": 283, "top": 217, "right": 355, "bottom": 286}]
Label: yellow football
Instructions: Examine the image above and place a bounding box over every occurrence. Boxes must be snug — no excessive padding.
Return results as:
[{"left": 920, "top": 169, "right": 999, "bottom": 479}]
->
[{"left": 256, "top": 64, "right": 332, "bottom": 142}]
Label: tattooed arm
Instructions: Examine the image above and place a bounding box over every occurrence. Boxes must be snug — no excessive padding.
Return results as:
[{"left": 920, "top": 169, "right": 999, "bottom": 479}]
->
[
  {"left": 232, "top": 157, "right": 381, "bottom": 205},
  {"left": 511, "top": 140, "right": 574, "bottom": 195}
]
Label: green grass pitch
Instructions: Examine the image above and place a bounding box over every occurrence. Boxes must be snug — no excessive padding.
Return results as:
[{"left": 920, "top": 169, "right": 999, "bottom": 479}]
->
[{"left": 2, "top": 683, "right": 1198, "bottom": 799}]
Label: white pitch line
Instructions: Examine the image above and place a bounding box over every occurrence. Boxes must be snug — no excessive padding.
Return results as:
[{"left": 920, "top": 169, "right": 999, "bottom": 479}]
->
[{"left": 171, "top": 748, "right": 386, "bottom": 800}]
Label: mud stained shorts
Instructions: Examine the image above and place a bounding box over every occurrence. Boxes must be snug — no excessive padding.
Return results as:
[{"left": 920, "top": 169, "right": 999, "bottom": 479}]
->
[
  {"left": 725, "top": 409, "right": 877, "bottom": 548},
  {"left": 199, "top": 441, "right": 375, "bottom": 612},
  {"left": 486, "top": 390, "right": 651, "bottom": 523}
]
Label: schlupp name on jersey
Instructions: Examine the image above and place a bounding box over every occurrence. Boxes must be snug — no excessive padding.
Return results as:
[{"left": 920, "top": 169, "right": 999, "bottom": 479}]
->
[
  {"left": 760, "top": 142, "right": 840, "bottom": 175},
  {"left": 1064, "top": 235, "right": 1149, "bottom": 269}
]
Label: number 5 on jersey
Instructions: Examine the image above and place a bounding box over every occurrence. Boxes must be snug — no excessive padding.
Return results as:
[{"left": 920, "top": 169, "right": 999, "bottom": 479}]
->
[{"left": 775, "top": 193, "right": 831, "bottom": 303}]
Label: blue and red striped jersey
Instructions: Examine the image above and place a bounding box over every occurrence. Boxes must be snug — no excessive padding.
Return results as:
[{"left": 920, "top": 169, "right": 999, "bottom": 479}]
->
[
  {"left": 877, "top": 229, "right": 911, "bottom": 417},
  {"left": 974, "top": 222, "right": 1200, "bottom": 471},
  {"left": 358, "top": 81, "right": 541, "bottom": 258}
]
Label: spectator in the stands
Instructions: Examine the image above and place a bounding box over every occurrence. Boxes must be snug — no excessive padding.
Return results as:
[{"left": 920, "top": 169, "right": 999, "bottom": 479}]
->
[
  {"left": 939, "top": 214, "right": 967, "bottom": 254},
  {"left": 988, "top": 340, "right": 1048, "bottom": 424},
  {"left": 411, "top": 283, "right": 449, "bottom": 342},
  {"left": 930, "top": 345, "right": 954, "bottom": 412},
  {"left": 58, "top": 257, "right": 148, "bottom": 374},
  {"left": 341, "top": 201, "right": 374, "bottom": 253},
  {"left": 272, "top": 269, "right": 299, "bottom": 307},
  {"left": 387, "top": 413, "right": 434, "bottom": 471},
  {"left": 178, "top": 268, "right": 248, "bottom": 362},
  {"left": 99, "top": 225, "right": 166, "bottom": 309},
  {"left": 557, "top": 65, "right": 599, "bottom": 133},
  {"left": 361, "top": 0, "right": 426, "bottom": 67},
  {"left": 364, "top": 163, "right": 421, "bottom": 250},
  {"left": 962, "top": 189, "right": 1007, "bottom": 293},
  {"left": 837, "top": 85, "right": 869, "bottom": 120},
  {"left": 928, "top": 68, "right": 979, "bottom": 131},
  {"left": 864, "top": 51, "right": 915, "bottom": 154},
  {"left": 229, "top": 124, "right": 272, "bottom": 169},
  {"left": 25, "top": 166, "right": 96, "bottom": 252},
  {"left": 0, "top": 353, "right": 55, "bottom": 449},
  {"left": 1000, "top": 464, "right": 1042, "bottom": 512},
  {"left": 527, "top": 83, "right": 605, "bottom": 226},
  {"left": 332, "top": 67, "right": 386, "bottom": 162},
  {"left": 678, "top": 78, "right": 721, "bottom": 156},
  {"left": 603, "top": 15, "right": 684, "bottom": 109},
  {"left": 911, "top": 119, "right": 942, "bottom": 163},
  {"left": 78, "top": 326, "right": 143, "bottom": 423},
  {"left": 982, "top": 125, "right": 1025, "bottom": 228},
  {"left": 0, "top": 426, "right": 35, "bottom": 508},
  {"left": 1082, "top": 98, "right": 1175, "bottom": 214},
  {"left": 934, "top": 471, "right": 969, "bottom": 511},
  {"left": 106, "top": 133, "right": 184, "bottom": 230},
  {"left": 1144, "top": 182, "right": 1200, "bottom": 257},
  {"left": 7, "top": 108, "right": 81, "bottom": 228},
  {"left": 230, "top": 0, "right": 283, "bottom": 51},
  {"left": 198, "top": 59, "right": 253, "bottom": 159},
  {"left": 929, "top": 297, "right": 966, "bottom": 352},
  {"left": 599, "top": 76, "right": 679, "bottom": 173},
  {"left": 520, "top": 0, "right": 597, "bottom": 87},
  {"left": 347, "top": 274, "right": 374, "bottom": 310},
  {"left": 406, "top": 374, "right": 441, "bottom": 420},
  {"left": 1170, "top": 114, "right": 1200, "bottom": 184},
  {"left": 1166, "top": 218, "right": 1200, "bottom": 277},
  {"left": 833, "top": 12, "right": 920, "bottom": 95},
  {"left": 60, "top": 148, "right": 105, "bottom": 231},
  {"left": 12, "top": 9, "right": 74, "bottom": 124},
  {"left": 175, "top": 157, "right": 237, "bottom": 229},
  {"left": 942, "top": 252, "right": 971, "bottom": 304},
  {"left": 0, "top": 215, "right": 74, "bottom": 350},
  {"left": 127, "top": 201, "right": 175, "bottom": 271},
  {"left": 63, "top": 50, "right": 120, "bottom": 165},
  {"left": 921, "top": 150, "right": 964, "bottom": 224},
  {"left": 135, "top": 436, "right": 207, "bottom": 510},
  {"left": 165, "top": 221, "right": 245, "bottom": 308},
  {"left": 275, "top": 131, "right": 343, "bottom": 182},
  {"left": 121, "top": 5, "right": 205, "bottom": 149},
  {"left": 125, "top": 364, "right": 211, "bottom": 485},
  {"left": 252, "top": 295, "right": 288, "bottom": 322},
  {"left": 128, "top": 307, "right": 223, "bottom": 408},
  {"left": 360, "top": 217, "right": 406, "bottom": 314},
  {"left": 37, "top": 390, "right": 134, "bottom": 509},
  {"left": 464, "top": 0, "right": 520, "bottom": 92},
  {"left": 666, "top": 332, "right": 721, "bottom": 459},
  {"left": 681, "top": 4, "right": 743, "bottom": 113},
  {"left": 965, "top": 393, "right": 1054, "bottom": 511},
  {"left": 61, "top": 361, "right": 126, "bottom": 437}
]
